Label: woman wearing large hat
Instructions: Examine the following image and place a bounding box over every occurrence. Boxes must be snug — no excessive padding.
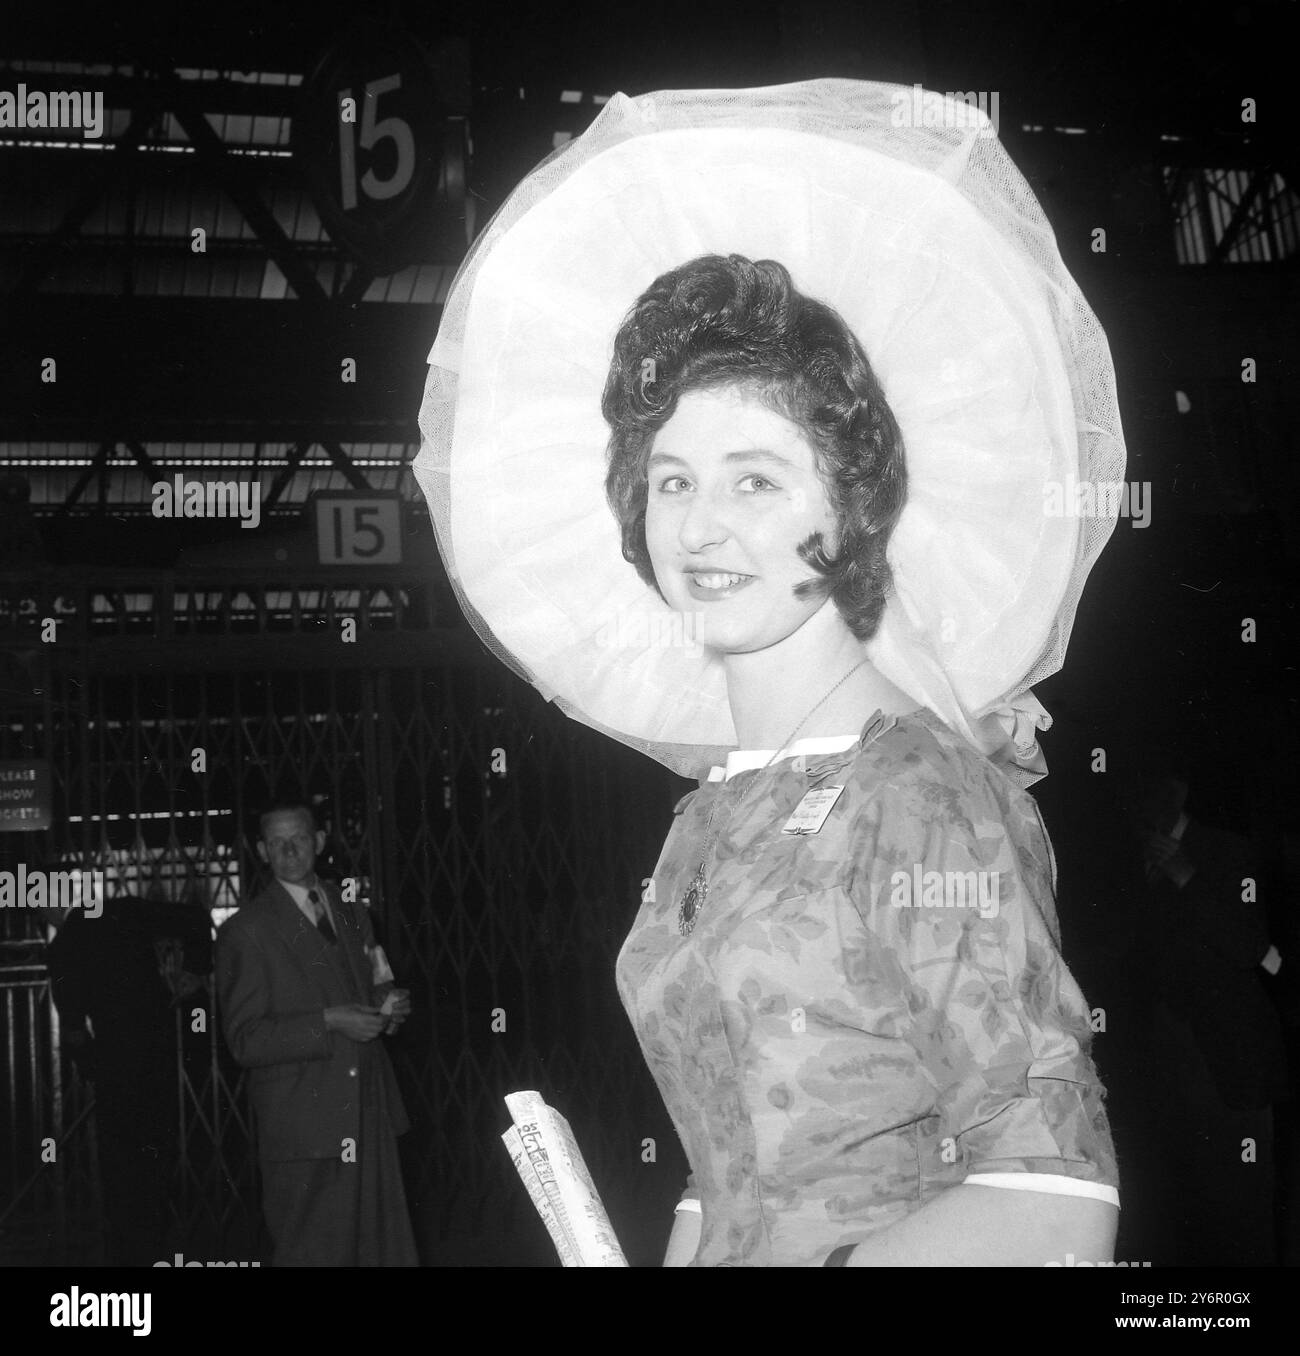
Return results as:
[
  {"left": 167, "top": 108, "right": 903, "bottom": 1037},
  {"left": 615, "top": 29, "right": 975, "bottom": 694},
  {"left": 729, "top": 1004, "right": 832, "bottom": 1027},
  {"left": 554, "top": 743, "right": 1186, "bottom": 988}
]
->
[{"left": 416, "top": 79, "right": 1125, "bottom": 1266}]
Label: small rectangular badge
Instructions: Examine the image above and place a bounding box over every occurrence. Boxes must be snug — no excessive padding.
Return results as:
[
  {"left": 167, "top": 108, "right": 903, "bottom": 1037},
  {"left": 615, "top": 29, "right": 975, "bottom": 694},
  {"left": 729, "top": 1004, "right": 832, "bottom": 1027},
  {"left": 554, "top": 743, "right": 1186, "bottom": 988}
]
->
[{"left": 780, "top": 785, "right": 845, "bottom": 835}]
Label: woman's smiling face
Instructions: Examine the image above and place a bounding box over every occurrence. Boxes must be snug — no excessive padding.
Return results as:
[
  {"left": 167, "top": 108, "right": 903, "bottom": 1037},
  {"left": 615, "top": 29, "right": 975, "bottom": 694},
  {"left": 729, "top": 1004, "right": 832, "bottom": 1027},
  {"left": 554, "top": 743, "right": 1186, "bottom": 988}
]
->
[{"left": 644, "top": 384, "right": 839, "bottom": 654}]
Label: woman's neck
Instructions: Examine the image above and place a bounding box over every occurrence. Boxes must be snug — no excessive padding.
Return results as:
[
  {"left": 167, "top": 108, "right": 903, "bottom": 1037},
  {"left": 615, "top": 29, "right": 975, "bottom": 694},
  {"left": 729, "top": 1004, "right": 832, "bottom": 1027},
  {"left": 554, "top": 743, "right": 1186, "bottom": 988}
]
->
[{"left": 722, "top": 602, "right": 915, "bottom": 750}]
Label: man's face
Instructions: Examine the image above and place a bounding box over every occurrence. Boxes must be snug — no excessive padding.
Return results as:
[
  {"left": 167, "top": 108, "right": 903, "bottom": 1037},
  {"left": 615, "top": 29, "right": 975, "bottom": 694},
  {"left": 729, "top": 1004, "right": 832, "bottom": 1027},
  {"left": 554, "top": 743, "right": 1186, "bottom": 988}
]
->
[{"left": 258, "top": 810, "right": 323, "bottom": 886}]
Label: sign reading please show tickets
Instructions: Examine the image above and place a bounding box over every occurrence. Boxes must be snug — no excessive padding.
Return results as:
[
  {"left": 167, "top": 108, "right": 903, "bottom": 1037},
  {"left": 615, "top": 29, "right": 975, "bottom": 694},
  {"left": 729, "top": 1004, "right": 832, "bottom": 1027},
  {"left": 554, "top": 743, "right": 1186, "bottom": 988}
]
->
[{"left": 0, "top": 760, "right": 52, "bottom": 832}]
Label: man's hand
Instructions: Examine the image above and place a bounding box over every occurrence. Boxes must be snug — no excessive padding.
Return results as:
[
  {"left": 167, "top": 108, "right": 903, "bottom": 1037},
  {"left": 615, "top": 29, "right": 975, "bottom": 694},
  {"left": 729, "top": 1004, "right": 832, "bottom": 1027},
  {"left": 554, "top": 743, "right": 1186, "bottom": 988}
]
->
[
  {"left": 380, "top": 989, "right": 412, "bottom": 1034},
  {"left": 1141, "top": 831, "right": 1196, "bottom": 889},
  {"left": 1142, "top": 829, "right": 1180, "bottom": 867},
  {"left": 171, "top": 970, "right": 207, "bottom": 1002},
  {"left": 1158, "top": 849, "right": 1195, "bottom": 889},
  {"left": 324, "top": 1004, "right": 386, "bottom": 1042}
]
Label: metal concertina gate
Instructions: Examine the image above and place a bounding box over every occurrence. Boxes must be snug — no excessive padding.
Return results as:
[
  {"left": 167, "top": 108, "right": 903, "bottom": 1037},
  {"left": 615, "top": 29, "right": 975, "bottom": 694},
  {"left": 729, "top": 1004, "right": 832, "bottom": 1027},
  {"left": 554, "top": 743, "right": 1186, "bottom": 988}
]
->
[{"left": 0, "top": 568, "right": 688, "bottom": 1265}]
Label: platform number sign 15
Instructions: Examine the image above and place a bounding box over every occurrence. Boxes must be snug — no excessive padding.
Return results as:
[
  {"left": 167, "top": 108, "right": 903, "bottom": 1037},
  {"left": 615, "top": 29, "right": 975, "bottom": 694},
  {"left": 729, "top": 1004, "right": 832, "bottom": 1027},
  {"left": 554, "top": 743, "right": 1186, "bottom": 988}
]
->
[
  {"left": 337, "top": 74, "right": 415, "bottom": 210},
  {"left": 294, "top": 21, "right": 443, "bottom": 275},
  {"left": 314, "top": 496, "right": 403, "bottom": 566}
]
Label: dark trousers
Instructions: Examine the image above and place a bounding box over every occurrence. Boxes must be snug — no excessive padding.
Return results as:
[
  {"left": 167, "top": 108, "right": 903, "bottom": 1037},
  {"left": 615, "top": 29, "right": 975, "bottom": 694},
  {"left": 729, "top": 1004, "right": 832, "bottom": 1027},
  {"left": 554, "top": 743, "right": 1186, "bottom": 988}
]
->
[
  {"left": 260, "top": 1094, "right": 417, "bottom": 1266},
  {"left": 95, "top": 1072, "right": 176, "bottom": 1267}
]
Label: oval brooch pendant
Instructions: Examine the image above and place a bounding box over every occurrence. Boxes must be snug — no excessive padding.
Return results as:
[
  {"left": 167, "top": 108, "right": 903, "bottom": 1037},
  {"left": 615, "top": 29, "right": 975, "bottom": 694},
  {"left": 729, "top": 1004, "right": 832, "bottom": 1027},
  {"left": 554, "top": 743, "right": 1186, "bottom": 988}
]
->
[{"left": 678, "top": 864, "right": 707, "bottom": 936}]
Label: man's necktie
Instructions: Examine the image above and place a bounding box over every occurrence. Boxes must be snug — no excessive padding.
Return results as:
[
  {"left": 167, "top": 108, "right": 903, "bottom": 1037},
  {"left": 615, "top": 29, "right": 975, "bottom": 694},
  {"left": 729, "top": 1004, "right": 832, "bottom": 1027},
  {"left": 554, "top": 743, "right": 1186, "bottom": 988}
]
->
[{"left": 308, "top": 888, "right": 337, "bottom": 943}]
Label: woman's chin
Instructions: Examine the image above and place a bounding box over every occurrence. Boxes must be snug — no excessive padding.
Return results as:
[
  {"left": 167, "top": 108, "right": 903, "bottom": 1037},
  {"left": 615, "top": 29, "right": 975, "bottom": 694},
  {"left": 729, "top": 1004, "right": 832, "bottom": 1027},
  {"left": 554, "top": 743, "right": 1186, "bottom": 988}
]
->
[
  {"left": 685, "top": 615, "right": 751, "bottom": 654},
  {"left": 656, "top": 594, "right": 810, "bottom": 656},
  {"left": 695, "top": 624, "right": 786, "bottom": 656}
]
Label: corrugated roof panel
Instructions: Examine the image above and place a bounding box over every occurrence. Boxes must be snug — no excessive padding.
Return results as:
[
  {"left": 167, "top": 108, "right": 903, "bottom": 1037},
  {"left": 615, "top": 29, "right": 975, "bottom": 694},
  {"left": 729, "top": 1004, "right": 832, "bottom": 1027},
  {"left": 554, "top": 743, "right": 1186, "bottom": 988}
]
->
[
  {"left": 110, "top": 465, "right": 152, "bottom": 505},
  {"left": 409, "top": 266, "right": 438, "bottom": 304},
  {"left": 251, "top": 114, "right": 287, "bottom": 147},
  {"left": 236, "top": 256, "right": 262, "bottom": 299},
  {"left": 156, "top": 253, "right": 186, "bottom": 296},
  {"left": 134, "top": 253, "right": 159, "bottom": 296},
  {"left": 2, "top": 441, "right": 423, "bottom": 511},
  {"left": 225, "top": 113, "right": 254, "bottom": 146},
  {"left": 163, "top": 182, "right": 190, "bottom": 238},
  {"left": 284, "top": 181, "right": 308, "bottom": 242},
  {"left": 235, "top": 188, "right": 261, "bottom": 242},
  {"left": 160, "top": 111, "right": 187, "bottom": 145},
  {"left": 259, "top": 259, "right": 288, "bottom": 299},
  {"left": 82, "top": 187, "right": 117, "bottom": 236}
]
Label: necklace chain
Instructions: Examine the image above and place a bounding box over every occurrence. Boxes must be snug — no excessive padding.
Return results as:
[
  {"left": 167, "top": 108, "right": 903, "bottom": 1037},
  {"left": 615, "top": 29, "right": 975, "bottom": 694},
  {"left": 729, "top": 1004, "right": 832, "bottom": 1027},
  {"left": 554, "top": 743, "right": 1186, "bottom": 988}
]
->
[
  {"left": 676, "top": 658, "right": 870, "bottom": 936},
  {"left": 760, "top": 656, "right": 871, "bottom": 773}
]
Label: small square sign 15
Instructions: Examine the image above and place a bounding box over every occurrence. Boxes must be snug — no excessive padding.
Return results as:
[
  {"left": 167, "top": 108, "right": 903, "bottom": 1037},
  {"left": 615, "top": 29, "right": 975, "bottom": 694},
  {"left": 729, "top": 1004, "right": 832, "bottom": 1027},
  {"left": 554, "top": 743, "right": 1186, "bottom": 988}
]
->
[{"left": 313, "top": 494, "right": 403, "bottom": 566}]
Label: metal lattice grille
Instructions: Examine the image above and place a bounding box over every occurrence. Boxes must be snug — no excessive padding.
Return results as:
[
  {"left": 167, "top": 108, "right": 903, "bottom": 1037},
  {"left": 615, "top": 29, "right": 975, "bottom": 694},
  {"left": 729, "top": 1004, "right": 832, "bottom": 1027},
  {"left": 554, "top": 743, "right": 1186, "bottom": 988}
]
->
[
  {"left": 1164, "top": 164, "right": 1300, "bottom": 266},
  {"left": 375, "top": 666, "right": 686, "bottom": 1241},
  {"left": 1, "top": 640, "right": 689, "bottom": 1263}
]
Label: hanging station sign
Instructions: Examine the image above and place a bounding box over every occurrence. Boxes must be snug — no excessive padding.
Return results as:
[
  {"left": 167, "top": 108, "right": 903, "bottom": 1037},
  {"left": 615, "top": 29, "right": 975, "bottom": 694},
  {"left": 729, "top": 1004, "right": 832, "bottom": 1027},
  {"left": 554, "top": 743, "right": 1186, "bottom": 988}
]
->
[{"left": 293, "top": 20, "right": 447, "bottom": 275}]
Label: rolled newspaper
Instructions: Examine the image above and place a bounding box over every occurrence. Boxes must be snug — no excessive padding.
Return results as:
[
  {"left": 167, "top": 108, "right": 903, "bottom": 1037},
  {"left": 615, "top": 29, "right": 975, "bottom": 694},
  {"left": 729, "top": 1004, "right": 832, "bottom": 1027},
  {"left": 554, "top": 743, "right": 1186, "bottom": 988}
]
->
[{"left": 502, "top": 1090, "right": 628, "bottom": 1266}]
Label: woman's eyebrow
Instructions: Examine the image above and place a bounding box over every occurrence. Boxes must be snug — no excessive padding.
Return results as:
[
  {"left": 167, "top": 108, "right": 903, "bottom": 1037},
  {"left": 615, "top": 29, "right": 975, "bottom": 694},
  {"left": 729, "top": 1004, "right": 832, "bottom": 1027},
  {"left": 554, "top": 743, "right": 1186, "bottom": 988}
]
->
[
  {"left": 646, "top": 451, "right": 688, "bottom": 470},
  {"left": 722, "top": 449, "right": 797, "bottom": 469},
  {"left": 647, "top": 449, "right": 797, "bottom": 469}
]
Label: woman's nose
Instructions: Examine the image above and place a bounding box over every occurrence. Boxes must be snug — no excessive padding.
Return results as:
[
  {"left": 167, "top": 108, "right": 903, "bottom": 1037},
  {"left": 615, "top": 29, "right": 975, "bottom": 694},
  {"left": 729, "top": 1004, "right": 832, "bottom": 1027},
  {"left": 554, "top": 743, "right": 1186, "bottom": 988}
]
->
[{"left": 677, "top": 489, "right": 730, "bottom": 552}]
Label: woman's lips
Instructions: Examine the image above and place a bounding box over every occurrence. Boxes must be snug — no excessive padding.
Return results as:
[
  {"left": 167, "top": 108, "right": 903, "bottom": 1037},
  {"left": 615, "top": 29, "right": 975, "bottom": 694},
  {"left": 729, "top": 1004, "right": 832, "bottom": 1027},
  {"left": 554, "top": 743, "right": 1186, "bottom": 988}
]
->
[{"left": 683, "top": 570, "right": 754, "bottom": 601}]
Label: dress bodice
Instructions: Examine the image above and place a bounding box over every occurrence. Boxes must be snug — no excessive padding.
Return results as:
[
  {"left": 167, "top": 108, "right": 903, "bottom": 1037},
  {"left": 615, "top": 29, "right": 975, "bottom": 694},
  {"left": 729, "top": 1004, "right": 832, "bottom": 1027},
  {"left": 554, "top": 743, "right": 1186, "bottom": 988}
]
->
[{"left": 617, "top": 708, "right": 1118, "bottom": 1266}]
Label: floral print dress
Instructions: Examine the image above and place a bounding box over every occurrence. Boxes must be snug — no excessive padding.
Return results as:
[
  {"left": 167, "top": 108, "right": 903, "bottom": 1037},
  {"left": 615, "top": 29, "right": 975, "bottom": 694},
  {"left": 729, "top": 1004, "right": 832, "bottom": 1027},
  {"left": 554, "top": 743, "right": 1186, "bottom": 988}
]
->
[{"left": 617, "top": 707, "right": 1119, "bottom": 1266}]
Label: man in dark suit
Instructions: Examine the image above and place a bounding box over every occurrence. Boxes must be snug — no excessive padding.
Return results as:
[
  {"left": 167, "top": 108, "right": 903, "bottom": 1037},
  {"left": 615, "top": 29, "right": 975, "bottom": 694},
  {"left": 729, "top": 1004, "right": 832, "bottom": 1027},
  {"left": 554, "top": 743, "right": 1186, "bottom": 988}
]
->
[{"left": 216, "top": 802, "right": 418, "bottom": 1265}]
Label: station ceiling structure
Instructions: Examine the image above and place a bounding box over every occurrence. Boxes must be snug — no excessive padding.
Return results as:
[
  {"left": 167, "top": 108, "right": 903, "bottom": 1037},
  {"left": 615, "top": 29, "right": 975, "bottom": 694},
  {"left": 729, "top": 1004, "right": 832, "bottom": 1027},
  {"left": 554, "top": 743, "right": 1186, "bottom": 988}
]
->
[{"left": 0, "top": 0, "right": 1292, "bottom": 554}]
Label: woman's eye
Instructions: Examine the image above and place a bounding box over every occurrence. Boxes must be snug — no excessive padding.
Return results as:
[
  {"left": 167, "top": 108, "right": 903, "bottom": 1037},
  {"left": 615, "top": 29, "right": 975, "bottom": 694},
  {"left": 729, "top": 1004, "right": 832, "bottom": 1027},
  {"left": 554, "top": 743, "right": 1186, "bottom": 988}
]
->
[
  {"left": 738, "top": 474, "right": 775, "bottom": 493},
  {"left": 656, "top": 476, "right": 691, "bottom": 494}
]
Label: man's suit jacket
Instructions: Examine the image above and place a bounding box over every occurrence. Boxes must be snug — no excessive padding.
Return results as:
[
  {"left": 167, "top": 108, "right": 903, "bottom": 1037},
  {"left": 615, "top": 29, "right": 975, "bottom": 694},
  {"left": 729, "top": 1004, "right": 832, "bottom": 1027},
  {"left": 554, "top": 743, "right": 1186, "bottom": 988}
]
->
[{"left": 215, "top": 879, "right": 409, "bottom": 1161}]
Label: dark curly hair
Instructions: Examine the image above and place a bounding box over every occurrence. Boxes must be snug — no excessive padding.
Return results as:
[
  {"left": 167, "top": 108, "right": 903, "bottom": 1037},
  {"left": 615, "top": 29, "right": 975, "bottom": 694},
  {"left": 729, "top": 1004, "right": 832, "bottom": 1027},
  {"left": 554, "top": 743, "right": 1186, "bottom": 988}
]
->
[{"left": 602, "top": 254, "right": 907, "bottom": 643}]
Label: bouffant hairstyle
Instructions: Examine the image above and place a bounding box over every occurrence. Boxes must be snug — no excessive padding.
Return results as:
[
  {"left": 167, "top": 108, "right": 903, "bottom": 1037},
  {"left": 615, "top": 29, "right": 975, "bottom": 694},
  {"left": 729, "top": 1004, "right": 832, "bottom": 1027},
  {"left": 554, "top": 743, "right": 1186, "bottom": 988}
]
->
[{"left": 602, "top": 254, "right": 907, "bottom": 643}]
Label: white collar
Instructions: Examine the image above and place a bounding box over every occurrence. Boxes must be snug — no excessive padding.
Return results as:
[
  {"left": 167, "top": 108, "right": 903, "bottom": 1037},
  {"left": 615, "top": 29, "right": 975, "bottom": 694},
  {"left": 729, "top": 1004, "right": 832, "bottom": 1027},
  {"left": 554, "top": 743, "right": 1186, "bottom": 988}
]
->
[
  {"left": 708, "top": 734, "right": 859, "bottom": 783},
  {"left": 278, "top": 877, "right": 322, "bottom": 910}
]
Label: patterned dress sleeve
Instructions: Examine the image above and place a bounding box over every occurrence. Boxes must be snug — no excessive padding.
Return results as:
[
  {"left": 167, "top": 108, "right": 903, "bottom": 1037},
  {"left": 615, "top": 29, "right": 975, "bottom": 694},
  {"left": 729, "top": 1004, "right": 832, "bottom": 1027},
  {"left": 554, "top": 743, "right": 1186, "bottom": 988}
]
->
[{"left": 849, "top": 745, "right": 1119, "bottom": 1197}]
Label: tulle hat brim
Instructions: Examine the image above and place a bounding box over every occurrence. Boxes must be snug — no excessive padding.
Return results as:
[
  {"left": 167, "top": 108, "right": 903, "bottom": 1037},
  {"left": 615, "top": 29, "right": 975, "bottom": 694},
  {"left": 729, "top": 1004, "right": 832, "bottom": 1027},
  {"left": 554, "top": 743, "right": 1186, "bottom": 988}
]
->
[{"left": 416, "top": 82, "right": 1126, "bottom": 783}]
